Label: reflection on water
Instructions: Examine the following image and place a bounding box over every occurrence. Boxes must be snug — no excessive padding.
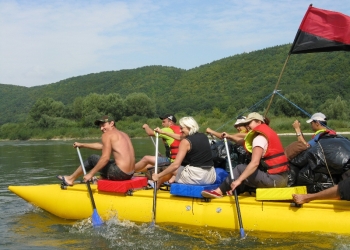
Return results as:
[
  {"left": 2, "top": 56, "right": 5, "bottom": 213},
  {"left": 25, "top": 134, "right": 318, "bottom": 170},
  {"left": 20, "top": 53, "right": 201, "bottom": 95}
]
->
[
  {"left": 9, "top": 204, "right": 350, "bottom": 250},
  {"left": 2, "top": 138, "right": 350, "bottom": 249}
]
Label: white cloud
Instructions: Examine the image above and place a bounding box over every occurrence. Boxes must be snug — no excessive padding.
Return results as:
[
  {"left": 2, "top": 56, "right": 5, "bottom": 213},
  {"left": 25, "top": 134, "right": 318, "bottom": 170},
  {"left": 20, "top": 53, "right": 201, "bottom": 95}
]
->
[{"left": 0, "top": 0, "right": 350, "bottom": 87}]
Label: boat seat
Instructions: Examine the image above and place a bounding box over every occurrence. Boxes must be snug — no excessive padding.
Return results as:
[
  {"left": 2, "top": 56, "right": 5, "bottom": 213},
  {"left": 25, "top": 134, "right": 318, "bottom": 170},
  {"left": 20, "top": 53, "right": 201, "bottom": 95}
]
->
[
  {"left": 255, "top": 186, "right": 307, "bottom": 201},
  {"left": 170, "top": 168, "right": 228, "bottom": 198},
  {"left": 97, "top": 176, "right": 148, "bottom": 194}
]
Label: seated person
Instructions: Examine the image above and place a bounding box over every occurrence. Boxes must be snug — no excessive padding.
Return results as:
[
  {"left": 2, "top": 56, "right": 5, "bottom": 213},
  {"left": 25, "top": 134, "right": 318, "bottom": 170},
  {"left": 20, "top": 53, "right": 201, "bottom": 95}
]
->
[
  {"left": 152, "top": 116, "right": 216, "bottom": 189},
  {"left": 202, "top": 112, "right": 289, "bottom": 198},
  {"left": 292, "top": 112, "right": 336, "bottom": 147},
  {"left": 57, "top": 116, "right": 135, "bottom": 186},
  {"left": 135, "top": 114, "right": 181, "bottom": 172},
  {"left": 207, "top": 116, "right": 250, "bottom": 168},
  {"left": 206, "top": 115, "right": 249, "bottom": 143}
]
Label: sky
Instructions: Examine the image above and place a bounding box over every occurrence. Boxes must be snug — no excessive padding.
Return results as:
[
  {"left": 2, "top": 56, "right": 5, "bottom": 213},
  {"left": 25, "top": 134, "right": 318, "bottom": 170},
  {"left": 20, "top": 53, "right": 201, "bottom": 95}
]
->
[{"left": 1, "top": 0, "right": 350, "bottom": 87}]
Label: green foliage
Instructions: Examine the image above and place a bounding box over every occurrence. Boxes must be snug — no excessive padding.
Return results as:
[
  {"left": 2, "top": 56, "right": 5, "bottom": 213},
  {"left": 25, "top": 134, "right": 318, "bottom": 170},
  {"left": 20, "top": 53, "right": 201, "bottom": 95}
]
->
[
  {"left": 273, "top": 92, "right": 313, "bottom": 117},
  {"left": 71, "top": 96, "right": 84, "bottom": 119},
  {"left": 1, "top": 44, "right": 350, "bottom": 140},
  {"left": 320, "top": 96, "right": 349, "bottom": 120},
  {"left": 2, "top": 44, "right": 350, "bottom": 128},
  {"left": 125, "top": 93, "right": 156, "bottom": 117},
  {"left": 29, "top": 97, "right": 65, "bottom": 121},
  {"left": 105, "top": 93, "right": 125, "bottom": 121}
]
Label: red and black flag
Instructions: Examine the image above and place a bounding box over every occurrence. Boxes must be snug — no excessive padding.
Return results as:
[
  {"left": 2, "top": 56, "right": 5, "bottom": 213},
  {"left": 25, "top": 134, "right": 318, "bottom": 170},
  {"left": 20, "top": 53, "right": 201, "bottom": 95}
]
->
[{"left": 290, "top": 5, "right": 350, "bottom": 54}]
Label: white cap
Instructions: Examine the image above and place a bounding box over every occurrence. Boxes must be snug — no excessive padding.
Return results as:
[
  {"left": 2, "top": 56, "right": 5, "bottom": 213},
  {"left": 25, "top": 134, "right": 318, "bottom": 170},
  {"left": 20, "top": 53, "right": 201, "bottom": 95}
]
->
[
  {"left": 306, "top": 112, "right": 326, "bottom": 123},
  {"left": 234, "top": 116, "right": 246, "bottom": 127}
]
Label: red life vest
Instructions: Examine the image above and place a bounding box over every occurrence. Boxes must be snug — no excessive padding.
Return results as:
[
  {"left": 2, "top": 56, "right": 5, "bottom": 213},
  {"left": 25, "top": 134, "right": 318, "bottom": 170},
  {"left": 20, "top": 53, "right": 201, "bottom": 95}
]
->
[
  {"left": 168, "top": 125, "right": 181, "bottom": 160},
  {"left": 244, "top": 124, "right": 289, "bottom": 174}
]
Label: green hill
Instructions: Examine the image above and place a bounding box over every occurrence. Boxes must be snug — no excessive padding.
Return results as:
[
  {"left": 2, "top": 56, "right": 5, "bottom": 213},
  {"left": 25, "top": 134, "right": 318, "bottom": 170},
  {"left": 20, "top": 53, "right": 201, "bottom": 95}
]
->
[{"left": 1, "top": 44, "right": 350, "bottom": 125}]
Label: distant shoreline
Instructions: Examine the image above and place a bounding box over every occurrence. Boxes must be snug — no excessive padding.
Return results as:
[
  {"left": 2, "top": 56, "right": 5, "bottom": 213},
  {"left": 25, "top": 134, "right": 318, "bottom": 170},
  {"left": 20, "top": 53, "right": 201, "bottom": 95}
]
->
[
  {"left": 278, "top": 132, "right": 350, "bottom": 136},
  {"left": 1, "top": 132, "right": 350, "bottom": 142}
]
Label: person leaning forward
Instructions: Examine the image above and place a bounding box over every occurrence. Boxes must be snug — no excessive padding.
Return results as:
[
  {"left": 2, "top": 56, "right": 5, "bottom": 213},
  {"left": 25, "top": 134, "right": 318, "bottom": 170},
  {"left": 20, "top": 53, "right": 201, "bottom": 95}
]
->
[
  {"left": 201, "top": 112, "right": 289, "bottom": 198},
  {"left": 56, "top": 115, "right": 135, "bottom": 186},
  {"left": 135, "top": 114, "right": 181, "bottom": 172}
]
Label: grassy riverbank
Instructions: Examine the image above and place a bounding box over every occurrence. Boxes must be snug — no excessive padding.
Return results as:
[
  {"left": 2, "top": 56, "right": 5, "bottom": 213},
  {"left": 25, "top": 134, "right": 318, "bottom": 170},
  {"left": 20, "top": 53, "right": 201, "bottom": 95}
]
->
[{"left": 1, "top": 115, "right": 350, "bottom": 141}]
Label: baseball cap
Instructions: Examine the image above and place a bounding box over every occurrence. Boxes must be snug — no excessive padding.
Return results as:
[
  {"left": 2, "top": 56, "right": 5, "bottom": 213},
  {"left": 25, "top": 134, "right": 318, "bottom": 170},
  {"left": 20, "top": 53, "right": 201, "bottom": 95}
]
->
[
  {"left": 234, "top": 116, "right": 247, "bottom": 127},
  {"left": 159, "top": 114, "right": 177, "bottom": 123},
  {"left": 94, "top": 115, "right": 114, "bottom": 126},
  {"left": 242, "top": 112, "right": 265, "bottom": 123},
  {"left": 306, "top": 112, "right": 326, "bottom": 123}
]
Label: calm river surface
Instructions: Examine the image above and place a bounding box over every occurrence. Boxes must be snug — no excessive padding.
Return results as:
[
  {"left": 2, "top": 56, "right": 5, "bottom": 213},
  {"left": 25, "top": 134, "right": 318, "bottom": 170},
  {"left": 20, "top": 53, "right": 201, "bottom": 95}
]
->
[{"left": 1, "top": 137, "right": 350, "bottom": 249}]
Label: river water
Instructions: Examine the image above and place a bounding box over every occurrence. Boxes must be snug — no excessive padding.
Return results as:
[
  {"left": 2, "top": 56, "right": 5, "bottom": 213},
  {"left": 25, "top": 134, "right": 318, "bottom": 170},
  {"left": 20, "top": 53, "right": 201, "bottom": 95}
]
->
[{"left": 1, "top": 138, "right": 350, "bottom": 249}]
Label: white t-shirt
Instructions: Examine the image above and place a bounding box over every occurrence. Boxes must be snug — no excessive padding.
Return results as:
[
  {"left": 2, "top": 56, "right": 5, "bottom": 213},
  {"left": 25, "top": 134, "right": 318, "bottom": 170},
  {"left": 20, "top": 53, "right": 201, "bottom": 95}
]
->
[{"left": 252, "top": 135, "right": 268, "bottom": 156}]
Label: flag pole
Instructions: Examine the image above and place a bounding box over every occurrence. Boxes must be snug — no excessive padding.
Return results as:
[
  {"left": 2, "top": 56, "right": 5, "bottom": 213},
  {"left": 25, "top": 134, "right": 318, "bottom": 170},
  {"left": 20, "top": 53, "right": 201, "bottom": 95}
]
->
[
  {"left": 264, "top": 54, "right": 291, "bottom": 117},
  {"left": 265, "top": 4, "right": 313, "bottom": 117}
]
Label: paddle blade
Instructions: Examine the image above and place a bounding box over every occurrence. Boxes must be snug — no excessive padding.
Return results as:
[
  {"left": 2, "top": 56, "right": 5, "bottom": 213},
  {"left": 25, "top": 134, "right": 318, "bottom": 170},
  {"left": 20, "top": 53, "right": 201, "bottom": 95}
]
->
[
  {"left": 240, "top": 228, "right": 246, "bottom": 239},
  {"left": 149, "top": 221, "right": 155, "bottom": 228},
  {"left": 92, "top": 209, "right": 103, "bottom": 227}
]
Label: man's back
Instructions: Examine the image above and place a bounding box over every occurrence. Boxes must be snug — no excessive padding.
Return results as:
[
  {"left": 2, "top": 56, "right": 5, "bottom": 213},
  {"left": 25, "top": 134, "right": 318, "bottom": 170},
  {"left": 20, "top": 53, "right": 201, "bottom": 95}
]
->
[{"left": 108, "top": 128, "right": 135, "bottom": 173}]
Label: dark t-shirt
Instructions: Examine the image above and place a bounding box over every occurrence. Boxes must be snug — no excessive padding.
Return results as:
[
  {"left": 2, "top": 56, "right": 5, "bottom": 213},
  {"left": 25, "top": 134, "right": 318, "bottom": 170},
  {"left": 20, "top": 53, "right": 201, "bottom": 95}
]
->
[{"left": 182, "top": 133, "right": 214, "bottom": 167}]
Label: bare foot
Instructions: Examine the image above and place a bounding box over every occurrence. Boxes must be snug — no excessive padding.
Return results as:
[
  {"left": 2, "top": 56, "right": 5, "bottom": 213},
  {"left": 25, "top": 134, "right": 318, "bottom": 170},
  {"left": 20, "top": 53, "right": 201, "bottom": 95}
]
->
[
  {"left": 168, "top": 175, "right": 176, "bottom": 184},
  {"left": 292, "top": 194, "right": 311, "bottom": 205}
]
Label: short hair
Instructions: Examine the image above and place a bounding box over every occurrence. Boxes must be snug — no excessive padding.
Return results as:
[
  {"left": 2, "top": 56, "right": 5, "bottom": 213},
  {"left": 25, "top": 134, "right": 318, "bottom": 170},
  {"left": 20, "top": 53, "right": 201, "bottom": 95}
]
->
[{"left": 179, "top": 116, "right": 199, "bottom": 135}]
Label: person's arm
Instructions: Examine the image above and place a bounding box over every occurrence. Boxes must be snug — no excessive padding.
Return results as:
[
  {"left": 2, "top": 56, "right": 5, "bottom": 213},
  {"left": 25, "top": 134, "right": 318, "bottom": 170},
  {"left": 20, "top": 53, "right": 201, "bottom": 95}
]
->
[
  {"left": 222, "top": 132, "right": 245, "bottom": 145},
  {"left": 142, "top": 124, "right": 155, "bottom": 136},
  {"left": 152, "top": 139, "right": 189, "bottom": 181},
  {"left": 229, "top": 146, "right": 263, "bottom": 191},
  {"left": 292, "top": 120, "right": 308, "bottom": 146},
  {"left": 83, "top": 133, "right": 112, "bottom": 181},
  {"left": 154, "top": 127, "right": 181, "bottom": 140},
  {"left": 73, "top": 142, "right": 103, "bottom": 150},
  {"left": 206, "top": 128, "right": 222, "bottom": 139}
]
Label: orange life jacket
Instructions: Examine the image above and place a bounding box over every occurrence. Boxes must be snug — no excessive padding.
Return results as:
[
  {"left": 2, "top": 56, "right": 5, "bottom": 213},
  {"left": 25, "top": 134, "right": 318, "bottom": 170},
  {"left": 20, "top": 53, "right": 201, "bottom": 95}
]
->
[
  {"left": 167, "top": 125, "right": 181, "bottom": 160},
  {"left": 244, "top": 124, "right": 289, "bottom": 174}
]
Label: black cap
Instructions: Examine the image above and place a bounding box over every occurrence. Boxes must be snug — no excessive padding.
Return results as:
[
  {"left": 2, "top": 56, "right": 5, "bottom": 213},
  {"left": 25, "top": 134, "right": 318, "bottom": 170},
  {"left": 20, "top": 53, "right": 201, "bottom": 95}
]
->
[
  {"left": 94, "top": 115, "right": 113, "bottom": 126},
  {"left": 159, "top": 114, "right": 176, "bottom": 123}
]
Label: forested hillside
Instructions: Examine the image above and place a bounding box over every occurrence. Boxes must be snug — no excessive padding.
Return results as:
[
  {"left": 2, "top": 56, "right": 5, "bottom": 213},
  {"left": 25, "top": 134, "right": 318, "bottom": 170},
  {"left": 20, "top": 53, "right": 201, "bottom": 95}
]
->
[{"left": 1, "top": 43, "right": 350, "bottom": 126}]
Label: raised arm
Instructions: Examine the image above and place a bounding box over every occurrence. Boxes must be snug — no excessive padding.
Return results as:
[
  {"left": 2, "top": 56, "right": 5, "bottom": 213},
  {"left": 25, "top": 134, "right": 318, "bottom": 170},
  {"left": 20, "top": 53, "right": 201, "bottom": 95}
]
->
[
  {"left": 292, "top": 120, "right": 308, "bottom": 146},
  {"left": 142, "top": 124, "right": 155, "bottom": 136}
]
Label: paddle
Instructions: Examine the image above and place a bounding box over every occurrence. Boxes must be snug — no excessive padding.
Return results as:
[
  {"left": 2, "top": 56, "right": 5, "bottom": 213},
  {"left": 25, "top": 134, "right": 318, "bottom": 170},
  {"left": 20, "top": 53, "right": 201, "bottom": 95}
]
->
[
  {"left": 150, "top": 132, "right": 159, "bottom": 227},
  {"left": 224, "top": 138, "right": 245, "bottom": 238},
  {"left": 76, "top": 147, "right": 103, "bottom": 227},
  {"left": 150, "top": 135, "right": 161, "bottom": 156}
]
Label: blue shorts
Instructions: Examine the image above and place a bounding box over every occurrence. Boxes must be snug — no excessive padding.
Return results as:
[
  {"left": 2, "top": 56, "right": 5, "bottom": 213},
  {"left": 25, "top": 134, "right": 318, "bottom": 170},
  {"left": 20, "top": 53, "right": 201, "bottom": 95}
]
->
[{"left": 157, "top": 157, "right": 171, "bottom": 166}]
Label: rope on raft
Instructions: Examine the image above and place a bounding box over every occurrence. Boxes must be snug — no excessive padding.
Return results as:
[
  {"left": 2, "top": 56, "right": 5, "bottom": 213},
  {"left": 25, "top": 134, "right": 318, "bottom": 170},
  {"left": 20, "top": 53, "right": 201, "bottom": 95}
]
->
[{"left": 215, "top": 92, "right": 274, "bottom": 131}]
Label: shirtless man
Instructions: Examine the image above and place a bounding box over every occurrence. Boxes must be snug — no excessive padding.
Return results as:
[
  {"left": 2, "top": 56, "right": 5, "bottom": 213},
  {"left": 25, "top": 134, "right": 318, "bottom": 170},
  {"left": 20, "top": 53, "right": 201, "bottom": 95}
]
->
[{"left": 56, "top": 115, "right": 135, "bottom": 186}]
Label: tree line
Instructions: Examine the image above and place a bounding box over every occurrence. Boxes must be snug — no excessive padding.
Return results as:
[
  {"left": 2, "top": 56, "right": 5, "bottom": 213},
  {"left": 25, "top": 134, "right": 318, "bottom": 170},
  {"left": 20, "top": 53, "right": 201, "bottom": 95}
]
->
[
  {"left": 27, "top": 92, "right": 156, "bottom": 128},
  {"left": 0, "top": 88, "right": 349, "bottom": 140},
  {"left": 1, "top": 44, "right": 350, "bottom": 127}
]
